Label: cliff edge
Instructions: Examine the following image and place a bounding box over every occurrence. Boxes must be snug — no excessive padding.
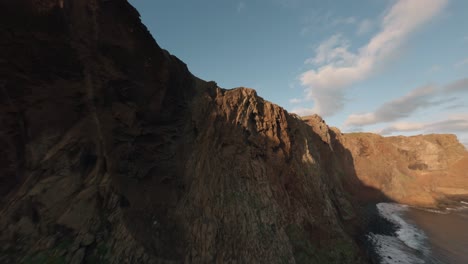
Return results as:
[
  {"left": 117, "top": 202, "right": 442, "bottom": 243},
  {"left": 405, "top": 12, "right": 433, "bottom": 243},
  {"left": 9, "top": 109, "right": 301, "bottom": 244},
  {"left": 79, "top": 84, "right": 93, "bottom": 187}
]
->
[
  {"left": 302, "top": 116, "right": 468, "bottom": 207},
  {"left": 1, "top": 1, "right": 365, "bottom": 263},
  {"left": 341, "top": 132, "right": 468, "bottom": 207},
  {"left": 1, "top": 1, "right": 466, "bottom": 264}
]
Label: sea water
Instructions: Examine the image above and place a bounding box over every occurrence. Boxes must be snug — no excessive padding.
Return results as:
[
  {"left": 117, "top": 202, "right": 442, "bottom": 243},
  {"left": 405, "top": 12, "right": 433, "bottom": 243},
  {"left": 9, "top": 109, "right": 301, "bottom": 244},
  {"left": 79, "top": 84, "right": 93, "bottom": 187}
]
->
[
  {"left": 406, "top": 203, "right": 468, "bottom": 264},
  {"left": 368, "top": 202, "right": 468, "bottom": 264}
]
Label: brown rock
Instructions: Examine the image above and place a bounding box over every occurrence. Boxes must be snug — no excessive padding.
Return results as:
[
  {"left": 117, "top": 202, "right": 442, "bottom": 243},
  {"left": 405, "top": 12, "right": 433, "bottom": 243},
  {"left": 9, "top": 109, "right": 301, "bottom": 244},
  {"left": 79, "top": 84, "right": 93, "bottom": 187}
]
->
[
  {"left": 301, "top": 118, "right": 468, "bottom": 207},
  {"left": 0, "top": 1, "right": 363, "bottom": 263},
  {"left": 0, "top": 0, "right": 465, "bottom": 264},
  {"left": 339, "top": 133, "right": 468, "bottom": 207}
]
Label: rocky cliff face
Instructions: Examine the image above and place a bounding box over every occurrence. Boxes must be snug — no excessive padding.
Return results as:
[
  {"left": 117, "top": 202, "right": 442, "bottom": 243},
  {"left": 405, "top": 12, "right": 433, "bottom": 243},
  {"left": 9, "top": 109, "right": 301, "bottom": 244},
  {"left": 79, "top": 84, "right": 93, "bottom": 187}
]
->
[
  {"left": 302, "top": 116, "right": 468, "bottom": 207},
  {"left": 1, "top": 1, "right": 466, "bottom": 263},
  {"left": 340, "top": 133, "right": 468, "bottom": 207},
  {"left": 0, "top": 1, "right": 366, "bottom": 263}
]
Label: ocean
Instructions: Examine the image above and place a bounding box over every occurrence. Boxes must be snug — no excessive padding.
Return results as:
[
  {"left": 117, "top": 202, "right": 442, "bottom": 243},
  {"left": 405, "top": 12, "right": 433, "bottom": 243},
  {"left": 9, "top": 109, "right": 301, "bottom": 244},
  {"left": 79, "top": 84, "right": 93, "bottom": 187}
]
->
[{"left": 368, "top": 202, "right": 468, "bottom": 264}]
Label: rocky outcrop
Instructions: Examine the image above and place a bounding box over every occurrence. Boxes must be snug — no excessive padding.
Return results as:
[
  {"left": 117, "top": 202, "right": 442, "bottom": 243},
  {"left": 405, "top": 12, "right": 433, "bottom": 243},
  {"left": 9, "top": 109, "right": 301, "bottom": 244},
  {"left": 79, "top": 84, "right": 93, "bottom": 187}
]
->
[
  {"left": 0, "top": 1, "right": 366, "bottom": 263},
  {"left": 302, "top": 116, "right": 468, "bottom": 207},
  {"left": 1, "top": 1, "right": 466, "bottom": 263},
  {"left": 340, "top": 133, "right": 468, "bottom": 207}
]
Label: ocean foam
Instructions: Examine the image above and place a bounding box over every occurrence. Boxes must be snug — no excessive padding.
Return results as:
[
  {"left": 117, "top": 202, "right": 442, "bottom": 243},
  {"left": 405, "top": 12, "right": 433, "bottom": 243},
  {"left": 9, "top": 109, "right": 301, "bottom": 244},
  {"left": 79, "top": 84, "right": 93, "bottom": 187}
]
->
[
  {"left": 376, "top": 203, "right": 430, "bottom": 254},
  {"left": 368, "top": 233, "right": 425, "bottom": 264},
  {"left": 414, "top": 207, "right": 449, "bottom": 214},
  {"left": 369, "top": 203, "right": 432, "bottom": 263}
]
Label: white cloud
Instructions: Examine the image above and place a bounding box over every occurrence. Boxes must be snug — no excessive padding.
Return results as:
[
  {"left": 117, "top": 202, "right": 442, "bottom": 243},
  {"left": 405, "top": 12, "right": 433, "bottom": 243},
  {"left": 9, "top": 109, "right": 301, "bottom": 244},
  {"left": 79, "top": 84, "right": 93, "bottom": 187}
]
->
[
  {"left": 345, "top": 78, "right": 468, "bottom": 127},
  {"left": 299, "top": 0, "right": 448, "bottom": 117},
  {"left": 290, "top": 107, "right": 315, "bottom": 116},
  {"left": 237, "top": 2, "right": 245, "bottom": 12},
  {"left": 289, "top": 98, "right": 303, "bottom": 104},
  {"left": 378, "top": 117, "right": 468, "bottom": 135},
  {"left": 304, "top": 34, "right": 357, "bottom": 66},
  {"left": 345, "top": 84, "right": 437, "bottom": 126},
  {"left": 357, "top": 19, "right": 374, "bottom": 35}
]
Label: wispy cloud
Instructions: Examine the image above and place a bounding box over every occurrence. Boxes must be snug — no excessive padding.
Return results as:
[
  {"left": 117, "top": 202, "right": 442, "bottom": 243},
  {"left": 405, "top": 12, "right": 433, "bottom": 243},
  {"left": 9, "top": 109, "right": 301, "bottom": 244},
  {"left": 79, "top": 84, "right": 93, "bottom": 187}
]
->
[
  {"left": 357, "top": 19, "right": 374, "bottom": 35},
  {"left": 291, "top": 107, "right": 315, "bottom": 116},
  {"left": 345, "top": 85, "right": 438, "bottom": 126},
  {"left": 378, "top": 117, "right": 468, "bottom": 135},
  {"left": 345, "top": 78, "right": 468, "bottom": 127},
  {"left": 289, "top": 98, "right": 303, "bottom": 104},
  {"left": 304, "top": 34, "right": 356, "bottom": 66},
  {"left": 296, "top": 0, "right": 448, "bottom": 117},
  {"left": 237, "top": 2, "right": 246, "bottom": 12}
]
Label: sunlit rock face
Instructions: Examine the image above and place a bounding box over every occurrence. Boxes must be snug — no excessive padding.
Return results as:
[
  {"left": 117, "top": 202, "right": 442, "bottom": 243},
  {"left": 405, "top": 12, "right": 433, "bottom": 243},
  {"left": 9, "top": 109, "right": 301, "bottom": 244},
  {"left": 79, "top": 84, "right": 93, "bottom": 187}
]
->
[
  {"left": 340, "top": 132, "right": 468, "bottom": 207},
  {"left": 0, "top": 1, "right": 365, "bottom": 263},
  {"left": 301, "top": 116, "right": 468, "bottom": 207},
  {"left": 1, "top": 1, "right": 466, "bottom": 263}
]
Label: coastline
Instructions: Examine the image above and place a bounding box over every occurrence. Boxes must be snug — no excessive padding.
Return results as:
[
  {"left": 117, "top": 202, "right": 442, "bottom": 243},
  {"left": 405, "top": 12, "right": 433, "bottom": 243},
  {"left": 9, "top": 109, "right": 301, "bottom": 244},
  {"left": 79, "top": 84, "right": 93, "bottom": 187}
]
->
[
  {"left": 435, "top": 195, "right": 468, "bottom": 209},
  {"left": 363, "top": 199, "right": 468, "bottom": 264},
  {"left": 361, "top": 203, "right": 399, "bottom": 264}
]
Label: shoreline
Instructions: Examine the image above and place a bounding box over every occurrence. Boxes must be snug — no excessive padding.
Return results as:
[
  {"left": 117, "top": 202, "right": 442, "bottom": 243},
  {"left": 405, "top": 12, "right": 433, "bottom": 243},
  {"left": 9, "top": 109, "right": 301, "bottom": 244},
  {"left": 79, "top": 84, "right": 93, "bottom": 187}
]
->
[
  {"left": 407, "top": 195, "right": 468, "bottom": 216},
  {"left": 435, "top": 195, "right": 468, "bottom": 209},
  {"left": 360, "top": 203, "right": 399, "bottom": 264},
  {"left": 362, "top": 199, "right": 468, "bottom": 264}
]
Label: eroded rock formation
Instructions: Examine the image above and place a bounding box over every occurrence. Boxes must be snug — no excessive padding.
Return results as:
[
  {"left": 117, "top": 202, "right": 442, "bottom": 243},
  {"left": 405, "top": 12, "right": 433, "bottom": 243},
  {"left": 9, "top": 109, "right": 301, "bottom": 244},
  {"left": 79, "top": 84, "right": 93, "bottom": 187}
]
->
[
  {"left": 341, "top": 133, "right": 468, "bottom": 206},
  {"left": 302, "top": 116, "right": 468, "bottom": 207},
  {"left": 0, "top": 1, "right": 365, "bottom": 263},
  {"left": 1, "top": 1, "right": 466, "bottom": 263}
]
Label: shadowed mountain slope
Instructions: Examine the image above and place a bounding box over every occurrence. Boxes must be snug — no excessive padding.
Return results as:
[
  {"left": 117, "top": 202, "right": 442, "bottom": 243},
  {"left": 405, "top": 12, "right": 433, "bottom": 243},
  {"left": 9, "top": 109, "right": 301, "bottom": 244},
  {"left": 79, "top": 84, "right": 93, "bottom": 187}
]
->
[
  {"left": 1, "top": 1, "right": 466, "bottom": 264},
  {"left": 0, "top": 1, "right": 368, "bottom": 263}
]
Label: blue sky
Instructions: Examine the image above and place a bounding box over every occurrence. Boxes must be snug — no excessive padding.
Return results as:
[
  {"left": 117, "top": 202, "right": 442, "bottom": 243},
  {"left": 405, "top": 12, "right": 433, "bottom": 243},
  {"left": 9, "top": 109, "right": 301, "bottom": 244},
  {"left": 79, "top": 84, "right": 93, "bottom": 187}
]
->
[{"left": 129, "top": 0, "right": 468, "bottom": 146}]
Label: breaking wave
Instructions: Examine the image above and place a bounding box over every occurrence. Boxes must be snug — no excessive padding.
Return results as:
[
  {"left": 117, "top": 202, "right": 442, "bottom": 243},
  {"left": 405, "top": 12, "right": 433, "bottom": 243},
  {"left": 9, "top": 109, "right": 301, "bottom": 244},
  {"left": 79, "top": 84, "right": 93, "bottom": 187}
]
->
[{"left": 368, "top": 203, "right": 442, "bottom": 264}]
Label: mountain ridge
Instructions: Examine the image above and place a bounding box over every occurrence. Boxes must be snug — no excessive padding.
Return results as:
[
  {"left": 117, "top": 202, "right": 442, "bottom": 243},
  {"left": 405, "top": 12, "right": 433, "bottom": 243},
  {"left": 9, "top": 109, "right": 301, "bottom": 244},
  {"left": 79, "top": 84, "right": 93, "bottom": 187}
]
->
[{"left": 1, "top": 0, "right": 467, "bottom": 263}]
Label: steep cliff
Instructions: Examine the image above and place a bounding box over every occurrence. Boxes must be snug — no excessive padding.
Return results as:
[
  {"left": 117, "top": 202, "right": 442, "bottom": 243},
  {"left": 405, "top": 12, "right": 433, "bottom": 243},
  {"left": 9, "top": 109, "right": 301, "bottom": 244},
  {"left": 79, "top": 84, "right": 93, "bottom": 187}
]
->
[
  {"left": 302, "top": 116, "right": 468, "bottom": 207},
  {"left": 0, "top": 1, "right": 366, "bottom": 263},
  {"left": 1, "top": 1, "right": 466, "bottom": 263},
  {"left": 340, "top": 133, "right": 468, "bottom": 207}
]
